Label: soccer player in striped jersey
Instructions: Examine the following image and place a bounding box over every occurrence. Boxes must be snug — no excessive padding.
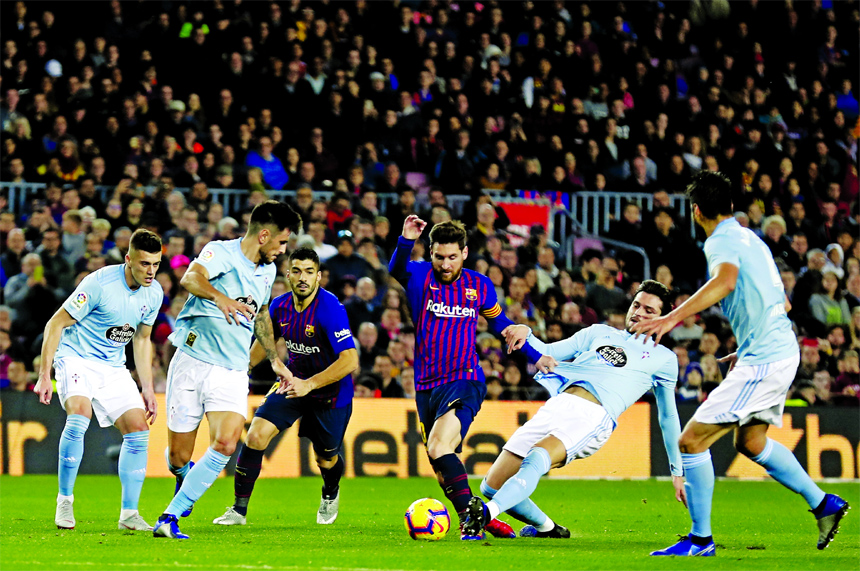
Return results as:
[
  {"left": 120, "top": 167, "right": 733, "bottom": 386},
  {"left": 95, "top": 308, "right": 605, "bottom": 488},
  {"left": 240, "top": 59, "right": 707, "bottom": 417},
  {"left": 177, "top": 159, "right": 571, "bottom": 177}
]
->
[
  {"left": 389, "top": 215, "right": 556, "bottom": 540},
  {"left": 213, "top": 248, "right": 357, "bottom": 526},
  {"left": 34, "top": 229, "right": 164, "bottom": 532},
  {"left": 636, "top": 172, "right": 849, "bottom": 555}
]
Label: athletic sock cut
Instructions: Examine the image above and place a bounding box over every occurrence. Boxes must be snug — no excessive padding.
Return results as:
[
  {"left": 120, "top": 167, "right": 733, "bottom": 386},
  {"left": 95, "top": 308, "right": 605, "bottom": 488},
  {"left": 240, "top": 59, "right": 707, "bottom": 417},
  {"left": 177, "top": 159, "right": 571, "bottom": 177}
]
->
[
  {"left": 320, "top": 455, "right": 344, "bottom": 499},
  {"left": 480, "top": 478, "right": 552, "bottom": 529},
  {"left": 58, "top": 415, "right": 90, "bottom": 496},
  {"left": 490, "top": 447, "right": 552, "bottom": 515},
  {"left": 430, "top": 454, "right": 472, "bottom": 516},
  {"left": 751, "top": 438, "right": 826, "bottom": 509},
  {"left": 118, "top": 430, "right": 149, "bottom": 510},
  {"left": 164, "top": 447, "right": 230, "bottom": 517},
  {"left": 233, "top": 445, "right": 264, "bottom": 516},
  {"left": 683, "top": 451, "right": 714, "bottom": 538}
]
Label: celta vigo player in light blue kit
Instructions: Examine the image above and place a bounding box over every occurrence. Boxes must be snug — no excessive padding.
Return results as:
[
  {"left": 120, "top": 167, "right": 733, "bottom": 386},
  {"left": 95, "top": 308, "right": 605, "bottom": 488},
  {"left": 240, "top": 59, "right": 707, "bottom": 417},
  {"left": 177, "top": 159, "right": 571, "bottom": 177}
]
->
[
  {"left": 34, "top": 229, "right": 164, "bottom": 532},
  {"left": 153, "top": 201, "right": 301, "bottom": 539},
  {"left": 463, "top": 281, "right": 686, "bottom": 539},
  {"left": 635, "top": 171, "right": 849, "bottom": 556}
]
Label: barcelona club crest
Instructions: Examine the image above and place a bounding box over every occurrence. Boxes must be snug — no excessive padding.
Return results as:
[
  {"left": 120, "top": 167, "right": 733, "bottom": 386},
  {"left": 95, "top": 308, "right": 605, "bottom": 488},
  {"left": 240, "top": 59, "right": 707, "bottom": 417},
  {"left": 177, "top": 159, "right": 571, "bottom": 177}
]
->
[
  {"left": 305, "top": 324, "right": 315, "bottom": 337},
  {"left": 465, "top": 288, "right": 478, "bottom": 301}
]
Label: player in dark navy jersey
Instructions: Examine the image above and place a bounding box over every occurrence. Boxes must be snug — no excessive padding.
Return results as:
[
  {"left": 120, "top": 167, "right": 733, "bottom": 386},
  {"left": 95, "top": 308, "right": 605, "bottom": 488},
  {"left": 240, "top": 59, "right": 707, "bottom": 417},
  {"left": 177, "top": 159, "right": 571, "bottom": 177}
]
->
[
  {"left": 214, "top": 248, "right": 358, "bottom": 526},
  {"left": 389, "top": 215, "right": 556, "bottom": 540}
]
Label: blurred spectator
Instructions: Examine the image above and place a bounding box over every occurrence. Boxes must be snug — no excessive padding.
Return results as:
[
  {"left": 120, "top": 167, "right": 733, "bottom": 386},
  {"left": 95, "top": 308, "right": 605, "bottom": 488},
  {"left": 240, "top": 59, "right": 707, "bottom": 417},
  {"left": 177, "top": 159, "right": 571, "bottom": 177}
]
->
[
  {"left": 34, "top": 228, "right": 73, "bottom": 295},
  {"left": 2, "top": 358, "right": 33, "bottom": 392},
  {"left": 810, "top": 268, "right": 852, "bottom": 327},
  {"left": 245, "top": 136, "right": 288, "bottom": 190},
  {"left": 372, "top": 354, "right": 404, "bottom": 398},
  {"left": 326, "top": 230, "right": 370, "bottom": 294},
  {"left": 2, "top": 228, "right": 27, "bottom": 279},
  {"left": 356, "top": 322, "right": 381, "bottom": 372},
  {"left": 345, "top": 277, "right": 380, "bottom": 333}
]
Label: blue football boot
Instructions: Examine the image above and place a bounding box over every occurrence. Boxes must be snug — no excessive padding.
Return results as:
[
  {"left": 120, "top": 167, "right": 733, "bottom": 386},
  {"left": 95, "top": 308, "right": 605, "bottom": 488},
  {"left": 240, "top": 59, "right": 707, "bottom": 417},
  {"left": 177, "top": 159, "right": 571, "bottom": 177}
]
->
[
  {"left": 650, "top": 535, "right": 715, "bottom": 556},
  {"left": 153, "top": 514, "right": 189, "bottom": 539}
]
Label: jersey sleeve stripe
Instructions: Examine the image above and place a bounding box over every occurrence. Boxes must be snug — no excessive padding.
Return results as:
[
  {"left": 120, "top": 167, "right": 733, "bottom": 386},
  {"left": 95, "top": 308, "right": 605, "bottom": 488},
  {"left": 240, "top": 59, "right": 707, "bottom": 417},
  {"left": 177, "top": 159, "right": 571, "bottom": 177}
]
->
[{"left": 481, "top": 303, "right": 503, "bottom": 318}]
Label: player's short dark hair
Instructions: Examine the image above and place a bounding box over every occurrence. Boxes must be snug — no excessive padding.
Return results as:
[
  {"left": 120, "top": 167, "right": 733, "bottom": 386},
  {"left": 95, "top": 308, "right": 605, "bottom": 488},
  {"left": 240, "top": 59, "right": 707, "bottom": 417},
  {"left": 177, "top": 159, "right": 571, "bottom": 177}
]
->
[
  {"left": 289, "top": 247, "right": 319, "bottom": 269},
  {"left": 429, "top": 220, "right": 467, "bottom": 250},
  {"left": 249, "top": 200, "right": 303, "bottom": 234},
  {"left": 129, "top": 228, "right": 163, "bottom": 254},
  {"left": 686, "top": 171, "right": 733, "bottom": 219},
  {"left": 634, "top": 279, "right": 673, "bottom": 315}
]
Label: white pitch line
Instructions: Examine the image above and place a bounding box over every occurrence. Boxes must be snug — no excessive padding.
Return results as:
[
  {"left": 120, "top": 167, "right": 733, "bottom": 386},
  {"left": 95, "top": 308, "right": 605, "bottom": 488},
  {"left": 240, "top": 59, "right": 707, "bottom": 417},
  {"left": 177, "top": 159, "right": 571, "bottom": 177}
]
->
[{"left": 9, "top": 561, "right": 412, "bottom": 571}]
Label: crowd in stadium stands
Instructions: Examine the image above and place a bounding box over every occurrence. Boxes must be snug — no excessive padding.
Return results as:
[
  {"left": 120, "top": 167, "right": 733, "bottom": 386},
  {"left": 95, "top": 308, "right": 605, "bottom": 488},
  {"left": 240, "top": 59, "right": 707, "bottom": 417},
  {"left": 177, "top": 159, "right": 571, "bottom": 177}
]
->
[{"left": 1, "top": 0, "right": 858, "bottom": 406}]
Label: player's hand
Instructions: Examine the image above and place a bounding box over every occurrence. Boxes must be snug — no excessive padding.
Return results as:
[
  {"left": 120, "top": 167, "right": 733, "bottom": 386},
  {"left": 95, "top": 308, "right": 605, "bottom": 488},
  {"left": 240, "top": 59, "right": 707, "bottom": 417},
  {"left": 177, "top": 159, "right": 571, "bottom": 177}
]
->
[
  {"left": 717, "top": 352, "right": 738, "bottom": 373},
  {"left": 535, "top": 355, "right": 558, "bottom": 374},
  {"left": 672, "top": 476, "right": 687, "bottom": 508},
  {"left": 501, "top": 324, "right": 531, "bottom": 354},
  {"left": 141, "top": 388, "right": 158, "bottom": 424},
  {"left": 402, "top": 215, "right": 427, "bottom": 241},
  {"left": 215, "top": 294, "right": 255, "bottom": 325},
  {"left": 630, "top": 314, "right": 678, "bottom": 346},
  {"left": 283, "top": 378, "right": 313, "bottom": 399},
  {"left": 271, "top": 359, "right": 294, "bottom": 385},
  {"left": 34, "top": 374, "right": 53, "bottom": 405}
]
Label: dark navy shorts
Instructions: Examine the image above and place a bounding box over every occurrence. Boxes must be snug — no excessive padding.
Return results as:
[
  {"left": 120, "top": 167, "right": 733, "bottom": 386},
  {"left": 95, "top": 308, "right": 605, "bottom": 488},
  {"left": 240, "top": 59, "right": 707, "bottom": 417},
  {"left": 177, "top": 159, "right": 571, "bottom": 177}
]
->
[
  {"left": 255, "top": 386, "right": 352, "bottom": 459},
  {"left": 415, "top": 380, "right": 487, "bottom": 453}
]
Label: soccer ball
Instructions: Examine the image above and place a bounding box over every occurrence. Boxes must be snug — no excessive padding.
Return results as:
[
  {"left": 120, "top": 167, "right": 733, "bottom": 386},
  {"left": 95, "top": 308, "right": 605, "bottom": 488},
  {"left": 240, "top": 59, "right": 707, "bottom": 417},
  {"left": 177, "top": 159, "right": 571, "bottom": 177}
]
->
[{"left": 404, "top": 498, "right": 451, "bottom": 540}]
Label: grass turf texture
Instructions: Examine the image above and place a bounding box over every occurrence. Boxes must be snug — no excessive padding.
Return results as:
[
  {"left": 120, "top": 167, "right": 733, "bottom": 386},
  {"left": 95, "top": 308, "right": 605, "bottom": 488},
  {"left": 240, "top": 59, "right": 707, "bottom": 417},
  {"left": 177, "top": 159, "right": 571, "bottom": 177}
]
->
[{"left": 1, "top": 476, "right": 857, "bottom": 571}]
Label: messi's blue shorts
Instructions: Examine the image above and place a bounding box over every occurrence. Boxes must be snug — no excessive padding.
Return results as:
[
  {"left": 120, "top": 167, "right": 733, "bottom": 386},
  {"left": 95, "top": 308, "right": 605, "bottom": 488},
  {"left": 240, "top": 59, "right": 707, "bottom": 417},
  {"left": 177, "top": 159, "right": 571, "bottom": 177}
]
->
[
  {"left": 415, "top": 379, "right": 487, "bottom": 453},
  {"left": 255, "top": 386, "right": 352, "bottom": 459}
]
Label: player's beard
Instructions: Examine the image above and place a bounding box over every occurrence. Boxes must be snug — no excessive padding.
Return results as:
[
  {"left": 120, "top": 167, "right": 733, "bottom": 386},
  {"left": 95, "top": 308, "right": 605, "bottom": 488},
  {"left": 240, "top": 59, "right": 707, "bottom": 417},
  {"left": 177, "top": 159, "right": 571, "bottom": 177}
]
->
[
  {"left": 292, "top": 281, "right": 318, "bottom": 300},
  {"left": 433, "top": 266, "right": 462, "bottom": 284}
]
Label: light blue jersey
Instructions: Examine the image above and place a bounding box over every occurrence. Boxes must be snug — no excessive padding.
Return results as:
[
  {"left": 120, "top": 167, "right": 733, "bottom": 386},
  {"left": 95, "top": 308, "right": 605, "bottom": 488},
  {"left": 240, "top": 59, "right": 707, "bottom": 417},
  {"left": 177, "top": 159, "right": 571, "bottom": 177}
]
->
[
  {"left": 169, "top": 239, "right": 275, "bottom": 371},
  {"left": 527, "top": 324, "right": 683, "bottom": 476},
  {"left": 56, "top": 264, "right": 163, "bottom": 367},
  {"left": 704, "top": 218, "right": 797, "bottom": 365}
]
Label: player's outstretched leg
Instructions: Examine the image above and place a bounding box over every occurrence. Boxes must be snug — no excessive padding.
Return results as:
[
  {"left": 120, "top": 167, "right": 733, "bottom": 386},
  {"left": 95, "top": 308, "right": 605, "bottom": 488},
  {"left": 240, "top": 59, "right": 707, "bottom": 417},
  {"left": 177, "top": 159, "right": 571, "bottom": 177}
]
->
[
  {"left": 154, "top": 447, "right": 230, "bottom": 539},
  {"left": 746, "top": 437, "right": 849, "bottom": 549},
  {"left": 651, "top": 451, "right": 715, "bottom": 556},
  {"left": 56, "top": 414, "right": 90, "bottom": 529},
  {"left": 480, "top": 479, "right": 566, "bottom": 538},
  {"left": 464, "top": 447, "right": 552, "bottom": 537},
  {"left": 214, "top": 443, "right": 263, "bottom": 525},
  {"left": 165, "top": 448, "right": 194, "bottom": 518},
  {"left": 117, "top": 430, "right": 152, "bottom": 530},
  {"left": 317, "top": 454, "right": 344, "bottom": 524}
]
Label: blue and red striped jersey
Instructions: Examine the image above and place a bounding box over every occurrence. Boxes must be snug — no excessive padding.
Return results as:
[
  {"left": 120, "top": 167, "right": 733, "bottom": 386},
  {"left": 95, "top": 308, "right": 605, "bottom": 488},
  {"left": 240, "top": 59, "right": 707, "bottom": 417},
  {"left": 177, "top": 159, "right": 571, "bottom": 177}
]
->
[
  {"left": 269, "top": 287, "right": 355, "bottom": 408},
  {"left": 390, "top": 236, "right": 540, "bottom": 391}
]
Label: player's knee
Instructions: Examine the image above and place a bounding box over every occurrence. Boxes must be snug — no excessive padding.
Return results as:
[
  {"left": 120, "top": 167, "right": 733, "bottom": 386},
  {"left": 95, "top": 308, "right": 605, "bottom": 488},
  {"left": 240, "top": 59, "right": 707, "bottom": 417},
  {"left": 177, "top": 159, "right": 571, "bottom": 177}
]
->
[
  {"left": 315, "top": 455, "right": 337, "bottom": 469},
  {"left": 425, "top": 442, "right": 449, "bottom": 460},
  {"left": 734, "top": 436, "right": 765, "bottom": 458},
  {"left": 678, "top": 433, "right": 702, "bottom": 454},
  {"left": 245, "top": 430, "right": 270, "bottom": 451},
  {"left": 125, "top": 422, "right": 149, "bottom": 435},
  {"left": 168, "top": 448, "right": 192, "bottom": 468},
  {"left": 212, "top": 437, "right": 238, "bottom": 456}
]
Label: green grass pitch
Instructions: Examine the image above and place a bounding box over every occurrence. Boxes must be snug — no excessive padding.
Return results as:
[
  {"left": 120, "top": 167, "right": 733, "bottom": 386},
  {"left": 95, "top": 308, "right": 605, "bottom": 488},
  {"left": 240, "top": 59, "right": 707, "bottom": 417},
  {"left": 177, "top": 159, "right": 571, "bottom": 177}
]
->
[{"left": 1, "top": 476, "right": 857, "bottom": 571}]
